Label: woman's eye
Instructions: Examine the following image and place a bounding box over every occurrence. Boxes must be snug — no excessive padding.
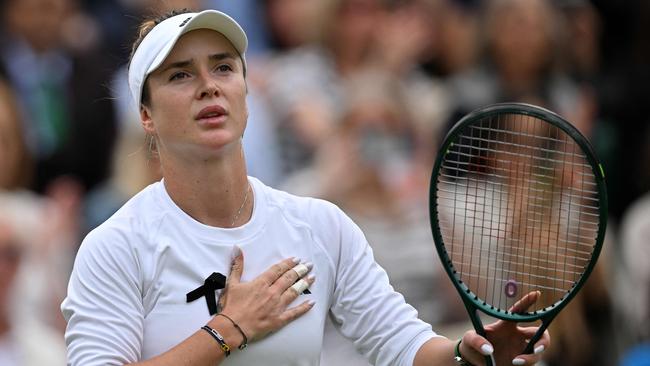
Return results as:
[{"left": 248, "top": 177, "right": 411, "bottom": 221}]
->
[
  {"left": 216, "top": 64, "right": 233, "bottom": 73},
  {"left": 169, "top": 71, "right": 190, "bottom": 81}
]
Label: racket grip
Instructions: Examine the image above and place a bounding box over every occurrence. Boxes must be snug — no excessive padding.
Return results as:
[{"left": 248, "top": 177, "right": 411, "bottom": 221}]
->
[{"left": 466, "top": 307, "right": 494, "bottom": 366}]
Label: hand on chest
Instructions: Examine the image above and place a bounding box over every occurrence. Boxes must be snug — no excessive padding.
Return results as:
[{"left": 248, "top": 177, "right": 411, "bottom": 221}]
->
[
  {"left": 145, "top": 234, "right": 326, "bottom": 316},
  {"left": 141, "top": 235, "right": 330, "bottom": 362}
]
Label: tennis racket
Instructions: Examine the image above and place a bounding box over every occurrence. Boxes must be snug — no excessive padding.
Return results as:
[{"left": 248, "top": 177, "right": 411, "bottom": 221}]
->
[{"left": 429, "top": 103, "right": 607, "bottom": 365}]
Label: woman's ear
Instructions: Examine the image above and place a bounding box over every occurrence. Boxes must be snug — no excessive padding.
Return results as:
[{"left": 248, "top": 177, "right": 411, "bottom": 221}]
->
[{"left": 140, "top": 105, "right": 155, "bottom": 134}]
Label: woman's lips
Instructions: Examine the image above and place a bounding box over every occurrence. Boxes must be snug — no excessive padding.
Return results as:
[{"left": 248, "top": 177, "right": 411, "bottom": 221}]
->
[{"left": 196, "top": 105, "right": 228, "bottom": 125}]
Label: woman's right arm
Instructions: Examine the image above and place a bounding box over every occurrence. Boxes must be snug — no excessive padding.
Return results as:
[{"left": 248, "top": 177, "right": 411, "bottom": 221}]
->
[
  {"left": 133, "top": 250, "right": 315, "bottom": 366},
  {"left": 62, "top": 235, "right": 314, "bottom": 366}
]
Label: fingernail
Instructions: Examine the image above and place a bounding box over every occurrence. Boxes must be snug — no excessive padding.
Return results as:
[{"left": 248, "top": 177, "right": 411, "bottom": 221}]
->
[
  {"left": 292, "top": 257, "right": 301, "bottom": 264},
  {"left": 481, "top": 343, "right": 494, "bottom": 355},
  {"left": 304, "top": 261, "right": 313, "bottom": 270},
  {"left": 231, "top": 245, "right": 242, "bottom": 260},
  {"left": 308, "top": 300, "right": 316, "bottom": 306},
  {"left": 534, "top": 345, "right": 545, "bottom": 354},
  {"left": 512, "top": 358, "right": 525, "bottom": 365},
  {"left": 307, "top": 274, "right": 316, "bottom": 282}
]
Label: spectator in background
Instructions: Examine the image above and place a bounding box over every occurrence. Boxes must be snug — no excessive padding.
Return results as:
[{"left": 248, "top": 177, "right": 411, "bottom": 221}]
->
[
  {"left": 0, "top": 0, "right": 117, "bottom": 194},
  {"left": 444, "top": 0, "right": 596, "bottom": 140},
  {"left": 262, "top": 0, "right": 325, "bottom": 53},
  {"left": 82, "top": 114, "right": 162, "bottom": 234},
  {"left": 262, "top": 0, "right": 385, "bottom": 179},
  {"left": 0, "top": 77, "right": 81, "bottom": 335},
  {"left": 370, "top": 0, "right": 452, "bottom": 171},
  {"left": 616, "top": 193, "right": 650, "bottom": 360},
  {"left": 556, "top": 0, "right": 623, "bottom": 233},
  {"left": 420, "top": 0, "right": 481, "bottom": 79},
  {"left": 592, "top": 0, "right": 650, "bottom": 220},
  {"left": 558, "top": 0, "right": 602, "bottom": 84},
  {"left": 0, "top": 78, "right": 32, "bottom": 190},
  {"left": 0, "top": 194, "right": 68, "bottom": 365},
  {"left": 418, "top": 0, "right": 483, "bottom": 131},
  {"left": 282, "top": 69, "right": 464, "bottom": 327},
  {"left": 262, "top": 0, "right": 451, "bottom": 184}
]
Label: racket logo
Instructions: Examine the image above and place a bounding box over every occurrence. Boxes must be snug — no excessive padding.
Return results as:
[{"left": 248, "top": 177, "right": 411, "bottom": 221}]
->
[{"left": 505, "top": 279, "right": 518, "bottom": 298}]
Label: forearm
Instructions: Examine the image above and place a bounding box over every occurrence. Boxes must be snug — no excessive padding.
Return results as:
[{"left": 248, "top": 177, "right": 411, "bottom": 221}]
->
[
  {"left": 413, "top": 337, "right": 458, "bottom": 366},
  {"left": 128, "top": 316, "right": 243, "bottom": 366}
]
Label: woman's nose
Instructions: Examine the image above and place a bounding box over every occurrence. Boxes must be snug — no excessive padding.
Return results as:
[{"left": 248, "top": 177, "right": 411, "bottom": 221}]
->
[{"left": 196, "top": 73, "right": 220, "bottom": 99}]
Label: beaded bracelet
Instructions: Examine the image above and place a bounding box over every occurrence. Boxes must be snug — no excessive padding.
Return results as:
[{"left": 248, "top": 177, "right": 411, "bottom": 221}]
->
[
  {"left": 217, "top": 313, "right": 248, "bottom": 350},
  {"left": 201, "top": 325, "right": 231, "bottom": 357}
]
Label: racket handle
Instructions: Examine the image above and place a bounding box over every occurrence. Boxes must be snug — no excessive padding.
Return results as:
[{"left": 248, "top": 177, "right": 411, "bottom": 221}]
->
[{"left": 465, "top": 306, "right": 494, "bottom": 366}]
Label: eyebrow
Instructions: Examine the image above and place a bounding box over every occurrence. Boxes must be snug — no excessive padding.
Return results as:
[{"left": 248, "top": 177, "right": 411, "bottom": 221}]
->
[
  {"left": 209, "top": 52, "right": 238, "bottom": 62},
  {"left": 159, "top": 60, "right": 193, "bottom": 73},
  {"left": 158, "top": 52, "right": 239, "bottom": 74}
]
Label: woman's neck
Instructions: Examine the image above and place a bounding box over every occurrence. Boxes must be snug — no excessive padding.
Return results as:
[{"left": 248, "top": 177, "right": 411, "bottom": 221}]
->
[{"left": 160, "top": 147, "right": 252, "bottom": 228}]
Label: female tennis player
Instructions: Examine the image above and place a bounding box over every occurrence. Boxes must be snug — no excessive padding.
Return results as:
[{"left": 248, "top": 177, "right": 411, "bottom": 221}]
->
[{"left": 61, "top": 9, "right": 549, "bottom": 366}]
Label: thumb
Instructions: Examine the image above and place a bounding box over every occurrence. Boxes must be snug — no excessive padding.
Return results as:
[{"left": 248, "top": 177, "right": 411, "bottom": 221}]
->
[{"left": 228, "top": 245, "right": 244, "bottom": 284}]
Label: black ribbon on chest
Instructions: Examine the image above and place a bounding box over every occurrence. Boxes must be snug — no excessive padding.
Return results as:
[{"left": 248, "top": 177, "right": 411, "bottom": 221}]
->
[{"left": 186, "top": 272, "right": 226, "bottom": 315}]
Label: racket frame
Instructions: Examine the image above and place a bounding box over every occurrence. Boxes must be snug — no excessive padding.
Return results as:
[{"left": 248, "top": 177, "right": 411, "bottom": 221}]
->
[{"left": 429, "top": 102, "right": 608, "bottom": 357}]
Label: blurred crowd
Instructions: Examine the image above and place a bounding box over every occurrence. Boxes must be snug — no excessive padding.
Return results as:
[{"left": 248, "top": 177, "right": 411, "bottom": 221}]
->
[{"left": 0, "top": 0, "right": 649, "bottom": 365}]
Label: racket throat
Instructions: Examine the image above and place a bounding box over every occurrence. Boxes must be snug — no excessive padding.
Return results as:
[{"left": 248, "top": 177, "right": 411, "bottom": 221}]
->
[
  {"left": 462, "top": 298, "right": 494, "bottom": 366},
  {"left": 464, "top": 299, "right": 488, "bottom": 337}
]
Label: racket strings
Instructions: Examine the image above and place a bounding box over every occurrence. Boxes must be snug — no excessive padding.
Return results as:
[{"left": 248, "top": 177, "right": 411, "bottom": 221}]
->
[
  {"left": 437, "top": 182, "right": 600, "bottom": 209},
  {"left": 440, "top": 235, "right": 595, "bottom": 265},
  {"left": 440, "top": 151, "right": 597, "bottom": 185},
  {"left": 437, "top": 114, "right": 600, "bottom": 313},
  {"left": 448, "top": 140, "right": 593, "bottom": 169}
]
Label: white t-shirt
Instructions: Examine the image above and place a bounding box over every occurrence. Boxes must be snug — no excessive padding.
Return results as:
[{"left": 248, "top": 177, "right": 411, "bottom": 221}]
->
[{"left": 62, "top": 177, "right": 438, "bottom": 365}]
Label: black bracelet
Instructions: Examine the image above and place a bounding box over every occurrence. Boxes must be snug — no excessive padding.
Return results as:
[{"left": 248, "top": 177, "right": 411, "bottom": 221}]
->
[
  {"left": 454, "top": 339, "right": 476, "bottom": 366},
  {"left": 201, "top": 325, "right": 231, "bottom": 357},
  {"left": 217, "top": 313, "right": 248, "bottom": 350}
]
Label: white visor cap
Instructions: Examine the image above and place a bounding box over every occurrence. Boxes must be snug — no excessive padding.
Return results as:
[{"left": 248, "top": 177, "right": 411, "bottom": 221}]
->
[{"left": 128, "top": 10, "right": 248, "bottom": 111}]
